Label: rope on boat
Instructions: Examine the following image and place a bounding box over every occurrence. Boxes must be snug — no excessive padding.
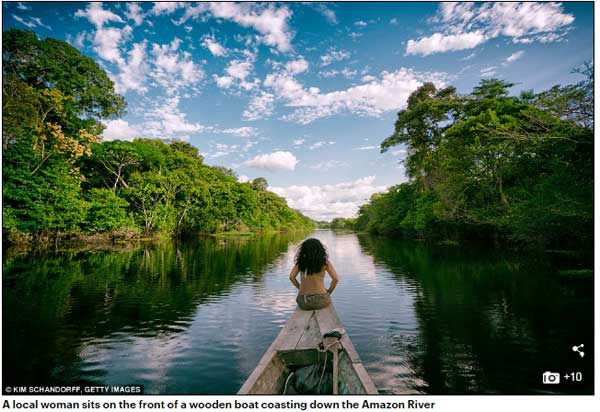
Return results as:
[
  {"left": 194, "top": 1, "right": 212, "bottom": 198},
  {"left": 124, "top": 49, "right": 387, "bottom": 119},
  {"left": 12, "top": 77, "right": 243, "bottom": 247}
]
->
[
  {"left": 317, "top": 340, "right": 340, "bottom": 393},
  {"left": 283, "top": 371, "right": 295, "bottom": 395}
]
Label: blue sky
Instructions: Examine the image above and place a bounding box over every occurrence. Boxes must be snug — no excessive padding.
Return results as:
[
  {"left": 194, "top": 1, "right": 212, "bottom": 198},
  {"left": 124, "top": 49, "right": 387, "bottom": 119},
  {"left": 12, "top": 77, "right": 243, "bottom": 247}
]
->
[{"left": 3, "top": 1, "right": 593, "bottom": 220}]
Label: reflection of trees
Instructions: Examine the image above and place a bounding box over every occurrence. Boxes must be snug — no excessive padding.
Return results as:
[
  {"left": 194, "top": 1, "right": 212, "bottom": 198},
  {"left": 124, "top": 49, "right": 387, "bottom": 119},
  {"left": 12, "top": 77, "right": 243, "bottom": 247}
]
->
[
  {"left": 357, "top": 234, "right": 594, "bottom": 394},
  {"left": 3, "top": 231, "right": 308, "bottom": 386}
]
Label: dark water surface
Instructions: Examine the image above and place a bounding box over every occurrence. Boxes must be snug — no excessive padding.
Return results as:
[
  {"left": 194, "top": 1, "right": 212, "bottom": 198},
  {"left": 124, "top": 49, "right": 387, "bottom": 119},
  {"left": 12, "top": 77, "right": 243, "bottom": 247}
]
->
[{"left": 3, "top": 230, "right": 593, "bottom": 394}]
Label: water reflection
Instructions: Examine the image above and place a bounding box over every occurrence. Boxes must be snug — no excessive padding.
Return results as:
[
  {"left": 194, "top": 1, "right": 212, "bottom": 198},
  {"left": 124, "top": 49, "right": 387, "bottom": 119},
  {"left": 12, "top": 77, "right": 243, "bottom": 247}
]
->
[
  {"left": 357, "top": 235, "right": 594, "bottom": 394},
  {"left": 3, "top": 230, "right": 593, "bottom": 394}
]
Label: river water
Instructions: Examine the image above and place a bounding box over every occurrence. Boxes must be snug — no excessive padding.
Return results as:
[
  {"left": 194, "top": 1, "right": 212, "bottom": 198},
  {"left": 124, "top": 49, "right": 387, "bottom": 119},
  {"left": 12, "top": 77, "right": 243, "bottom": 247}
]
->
[{"left": 3, "top": 230, "right": 593, "bottom": 394}]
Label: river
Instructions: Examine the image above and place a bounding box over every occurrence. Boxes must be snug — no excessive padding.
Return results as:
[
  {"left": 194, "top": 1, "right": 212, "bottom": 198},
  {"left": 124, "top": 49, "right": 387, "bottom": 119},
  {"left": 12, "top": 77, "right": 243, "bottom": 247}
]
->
[{"left": 3, "top": 229, "right": 593, "bottom": 394}]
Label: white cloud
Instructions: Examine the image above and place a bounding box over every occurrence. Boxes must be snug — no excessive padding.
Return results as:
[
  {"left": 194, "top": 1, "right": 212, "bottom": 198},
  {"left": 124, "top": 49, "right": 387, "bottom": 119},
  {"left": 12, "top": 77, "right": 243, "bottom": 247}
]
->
[
  {"left": 311, "top": 3, "right": 337, "bottom": 24},
  {"left": 219, "top": 127, "right": 258, "bottom": 138},
  {"left": 409, "top": 2, "right": 575, "bottom": 56},
  {"left": 320, "top": 48, "right": 351, "bottom": 66},
  {"left": 270, "top": 176, "right": 387, "bottom": 220},
  {"left": 125, "top": 3, "right": 145, "bottom": 26},
  {"left": 353, "top": 145, "right": 379, "bottom": 151},
  {"left": 406, "top": 31, "right": 487, "bottom": 56},
  {"left": 143, "top": 96, "right": 204, "bottom": 137},
  {"left": 480, "top": 66, "right": 497, "bottom": 77},
  {"left": 245, "top": 151, "right": 298, "bottom": 172},
  {"left": 150, "top": 2, "right": 185, "bottom": 16},
  {"left": 101, "top": 119, "right": 142, "bottom": 141},
  {"left": 12, "top": 14, "right": 51, "bottom": 30},
  {"left": 175, "top": 2, "right": 293, "bottom": 52},
  {"left": 285, "top": 57, "right": 309, "bottom": 75},
  {"left": 16, "top": 2, "right": 31, "bottom": 11},
  {"left": 113, "top": 41, "right": 149, "bottom": 94},
  {"left": 75, "top": 2, "right": 124, "bottom": 28},
  {"left": 214, "top": 53, "right": 259, "bottom": 92},
  {"left": 264, "top": 67, "right": 446, "bottom": 124},
  {"left": 214, "top": 75, "right": 234, "bottom": 88},
  {"left": 293, "top": 139, "right": 305, "bottom": 146},
  {"left": 320, "top": 68, "right": 357, "bottom": 79},
  {"left": 460, "top": 52, "right": 477, "bottom": 61},
  {"left": 503, "top": 50, "right": 525, "bottom": 65},
  {"left": 93, "top": 25, "right": 133, "bottom": 64},
  {"left": 243, "top": 92, "right": 275, "bottom": 121},
  {"left": 354, "top": 20, "right": 367, "bottom": 27},
  {"left": 202, "top": 34, "right": 228, "bottom": 57},
  {"left": 238, "top": 175, "right": 250, "bottom": 183},
  {"left": 150, "top": 38, "right": 204, "bottom": 95},
  {"left": 390, "top": 18, "right": 398, "bottom": 26},
  {"left": 308, "top": 141, "right": 336, "bottom": 150}
]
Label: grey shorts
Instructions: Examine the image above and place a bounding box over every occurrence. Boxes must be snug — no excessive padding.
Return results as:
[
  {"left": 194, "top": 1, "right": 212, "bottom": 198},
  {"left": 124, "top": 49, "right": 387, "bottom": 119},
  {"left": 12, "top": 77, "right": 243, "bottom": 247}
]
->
[{"left": 296, "top": 293, "right": 331, "bottom": 310}]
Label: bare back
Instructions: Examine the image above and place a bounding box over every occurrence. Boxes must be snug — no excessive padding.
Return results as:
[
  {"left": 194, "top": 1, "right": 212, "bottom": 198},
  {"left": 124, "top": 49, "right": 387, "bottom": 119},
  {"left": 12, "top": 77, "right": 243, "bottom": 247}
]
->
[
  {"left": 289, "top": 259, "right": 339, "bottom": 297},
  {"left": 299, "top": 267, "right": 327, "bottom": 295}
]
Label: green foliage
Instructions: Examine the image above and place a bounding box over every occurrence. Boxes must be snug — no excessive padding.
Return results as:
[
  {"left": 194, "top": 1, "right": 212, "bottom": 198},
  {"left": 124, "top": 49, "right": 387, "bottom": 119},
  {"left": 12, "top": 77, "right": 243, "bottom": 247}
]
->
[
  {"left": 85, "top": 189, "right": 133, "bottom": 233},
  {"left": 2, "top": 30, "right": 314, "bottom": 242},
  {"left": 360, "top": 69, "right": 593, "bottom": 249}
]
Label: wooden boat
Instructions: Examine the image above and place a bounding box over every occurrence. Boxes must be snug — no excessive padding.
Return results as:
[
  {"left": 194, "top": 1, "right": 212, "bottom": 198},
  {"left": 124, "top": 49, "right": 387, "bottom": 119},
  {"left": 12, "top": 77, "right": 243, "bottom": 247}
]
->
[{"left": 238, "top": 304, "right": 378, "bottom": 394}]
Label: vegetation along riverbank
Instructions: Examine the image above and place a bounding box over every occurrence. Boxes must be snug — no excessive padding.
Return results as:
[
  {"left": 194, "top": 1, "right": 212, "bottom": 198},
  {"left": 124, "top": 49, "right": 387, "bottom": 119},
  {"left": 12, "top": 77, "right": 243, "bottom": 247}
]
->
[
  {"left": 2, "top": 30, "right": 314, "bottom": 246},
  {"left": 330, "top": 66, "right": 593, "bottom": 251}
]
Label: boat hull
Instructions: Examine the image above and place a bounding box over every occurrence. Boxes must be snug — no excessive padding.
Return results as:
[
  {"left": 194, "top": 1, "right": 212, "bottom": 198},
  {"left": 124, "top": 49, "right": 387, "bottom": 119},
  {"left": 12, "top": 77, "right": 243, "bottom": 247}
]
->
[{"left": 238, "top": 305, "right": 377, "bottom": 395}]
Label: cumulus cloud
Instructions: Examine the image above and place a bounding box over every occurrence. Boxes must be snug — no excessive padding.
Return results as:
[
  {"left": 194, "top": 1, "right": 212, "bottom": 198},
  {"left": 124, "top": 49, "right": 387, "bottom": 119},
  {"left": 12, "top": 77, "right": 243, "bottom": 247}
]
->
[
  {"left": 113, "top": 41, "right": 149, "bottom": 94},
  {"left": 245, "top": 151, "right": 298, "bottom": 172},
  {"left": 172, "top": 2, "right": 293, "bottom": 52},
  {"left": 125, "top": 3, "right": 145, "bottom": 26},
  {"left": 406, "top": 31, "right": 487, "bottom": 56},
  {"left": 214, "top": 52, "right": 259, "bottom": 92},
  {"left": 320, "top": 48, "right": 351, "bottom": 66},
  {"left": 150, "top": 38, "right": 204, "bottom": 95},
  {"left": 75, "top": 2, "right": 124, "bottom": 28},
  {"left": 408, "top": 2, "right": 575, "bottom": 56},
  {"left": 101, "top": 119, "right": 142, "bottom": 141},
  {"left": 270, "top": 176, "right": 387, "bottom": 220},
  {"left": 285, "top": 57, "right": 309, "bottom": 74},
  {"left": 243, "top": 92, "right": 275, "bottom": 121},
  {"left": 150, "top": 2, "right": 185, "bottom": 16},
  {"left": 143, "top": 96, "right": 204, "bottom": 137},
  {"left": 202, "top": 34, "right": 228, "bottom": 56},
  {"left": 263, "top": 67, "right": 446, "bottom": 124}
]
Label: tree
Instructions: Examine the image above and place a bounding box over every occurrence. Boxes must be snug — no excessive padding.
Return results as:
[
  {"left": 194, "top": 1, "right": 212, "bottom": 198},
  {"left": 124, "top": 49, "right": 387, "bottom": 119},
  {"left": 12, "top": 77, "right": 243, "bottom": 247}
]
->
[
  {"left": 360, "top": 70, "right": 593, "bottom": 247},
  {"left": 251, "top": 177, "right": 268, "bottom": 191}
]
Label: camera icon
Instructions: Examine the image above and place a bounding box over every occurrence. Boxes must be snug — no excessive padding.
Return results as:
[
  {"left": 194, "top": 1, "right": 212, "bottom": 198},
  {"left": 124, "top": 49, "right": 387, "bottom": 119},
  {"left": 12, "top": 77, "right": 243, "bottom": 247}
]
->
[{"left": 542, "top": 371, "right": 560, "bottom": 384}]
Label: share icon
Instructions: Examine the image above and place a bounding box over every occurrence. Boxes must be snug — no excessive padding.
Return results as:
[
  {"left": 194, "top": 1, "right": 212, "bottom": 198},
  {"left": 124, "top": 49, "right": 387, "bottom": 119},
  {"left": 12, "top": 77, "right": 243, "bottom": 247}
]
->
[{"left": 572, "top": 344, "right": 585, "bottom": 358}]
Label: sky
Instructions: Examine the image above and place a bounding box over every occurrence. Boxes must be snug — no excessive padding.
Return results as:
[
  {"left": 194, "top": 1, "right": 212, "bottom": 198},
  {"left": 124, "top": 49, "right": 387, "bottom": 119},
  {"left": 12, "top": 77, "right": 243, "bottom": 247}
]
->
[{"left": 2, "top": 1, "right": 594, "bottom": 221}]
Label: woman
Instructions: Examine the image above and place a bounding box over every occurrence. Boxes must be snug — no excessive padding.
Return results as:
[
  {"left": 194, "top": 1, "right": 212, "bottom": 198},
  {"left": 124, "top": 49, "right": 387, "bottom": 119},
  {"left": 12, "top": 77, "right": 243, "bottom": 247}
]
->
[{"left": 289, "top": 238, "right": 339, "bottom": 310}]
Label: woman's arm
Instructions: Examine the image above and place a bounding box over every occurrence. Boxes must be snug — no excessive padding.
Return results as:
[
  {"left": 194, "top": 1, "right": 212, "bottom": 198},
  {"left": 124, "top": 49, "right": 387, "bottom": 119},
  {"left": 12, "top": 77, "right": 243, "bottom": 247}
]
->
[
  {"left": 289, "top": 264, "right": 300, "bottom": 290},
  {"left": 325, "top": 259, "right": 339, "bottom": 295}
]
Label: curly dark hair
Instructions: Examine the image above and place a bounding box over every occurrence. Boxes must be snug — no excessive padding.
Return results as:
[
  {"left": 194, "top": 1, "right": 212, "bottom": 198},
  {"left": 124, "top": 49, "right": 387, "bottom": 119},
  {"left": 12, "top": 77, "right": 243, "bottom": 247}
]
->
[{"left": 295, "top": 238, "right": 328, "bottom": 275}]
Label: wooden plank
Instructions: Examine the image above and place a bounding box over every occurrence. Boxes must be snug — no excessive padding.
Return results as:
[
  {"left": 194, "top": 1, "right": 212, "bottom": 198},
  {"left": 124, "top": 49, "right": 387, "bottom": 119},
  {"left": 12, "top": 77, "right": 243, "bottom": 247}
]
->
[
  {"left": 295, "top": 312, "right": 321, "bottom": 350},
  {"left": 238, "top": 351, "right": 279, "bottom": 394},
  {"left": 271, "top": 308, "right": 314, "bottom": 350},
  {"left": 352, "top": 363, "right": 379, "bottom": 394},
  {"left": 314, "top": 305, "right": 361, "bottom": 363}
]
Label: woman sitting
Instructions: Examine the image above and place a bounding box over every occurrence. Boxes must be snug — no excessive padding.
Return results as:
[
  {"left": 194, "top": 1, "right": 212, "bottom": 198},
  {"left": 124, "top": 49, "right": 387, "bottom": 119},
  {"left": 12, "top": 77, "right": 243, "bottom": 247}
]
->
[{"left": 289, "top": 238, "right": 339, "bottom": 310}]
